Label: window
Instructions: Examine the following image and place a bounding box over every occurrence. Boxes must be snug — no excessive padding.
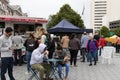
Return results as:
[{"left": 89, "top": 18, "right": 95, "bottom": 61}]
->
[
  {"left": 94, "top": 18, "right": 102, "bottom": 20},
  {"left": 95, "top": 13, "right": 106, "bottom": 14},
  {"left": 95, "top": 7, "right": 106, "bottom": 9},
  {"left": 94, "top": 21, "right": 102, "bottom": 23},
  {"left": 95, "top": 1, "right": 107, "bottom": 3},
  {"left": 95, "top": 4, "right": 107, "bottom": 6},
  {"left": 94, "top": 24, "right": 102, "bottom": 26}
]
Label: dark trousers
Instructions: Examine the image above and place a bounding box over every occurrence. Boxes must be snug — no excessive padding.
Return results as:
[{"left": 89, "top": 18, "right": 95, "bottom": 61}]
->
[
  {"left": 14, "top": 49, "right": 22, "bottom": 65},
  {"left": 99, "top": 47, "right": 103, "bottom": 56},
  {"left": 70, "top": 49, "right": 78, "bottom": 65},
  {"left": 116, "top": 44, "right": 120, "bottom": 53},
  {"left": 1, "top": 57, "right": 15, "bottom": 80}
]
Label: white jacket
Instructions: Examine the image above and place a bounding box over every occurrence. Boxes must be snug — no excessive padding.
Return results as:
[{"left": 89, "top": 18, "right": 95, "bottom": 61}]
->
[{"left": 30, "top": 43, "right": 48, "bottom": 65}]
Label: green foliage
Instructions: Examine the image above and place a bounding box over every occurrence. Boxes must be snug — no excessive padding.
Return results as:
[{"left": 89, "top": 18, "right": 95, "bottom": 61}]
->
[
  {"left": 47, "top": 4, "right": 84, "bottom": 29},
  {"left": 112, "top": 28, "right": 120, "bottom": 37},
  {"left": 100, "top": 26, "right": 110, "bottom": 37}
]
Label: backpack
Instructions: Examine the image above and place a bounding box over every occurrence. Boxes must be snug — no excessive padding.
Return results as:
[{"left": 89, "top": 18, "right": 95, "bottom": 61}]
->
[{"left": 24, "top": 39, "right": 37, "bottom": 52}]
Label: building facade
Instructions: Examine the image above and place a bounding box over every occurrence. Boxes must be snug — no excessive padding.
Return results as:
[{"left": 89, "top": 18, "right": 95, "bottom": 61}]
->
[
  {"left": 90, "top": 0, "right": 120, "bottom": 32},
  {"left": 0, "top": 0, "right": 26, "bottom": 16},
  {"left": 109, "top": 20, "right": 120, "bottom": 30},
  {"left": 0, "top": 0, "right": 48, "bottom": 35}
]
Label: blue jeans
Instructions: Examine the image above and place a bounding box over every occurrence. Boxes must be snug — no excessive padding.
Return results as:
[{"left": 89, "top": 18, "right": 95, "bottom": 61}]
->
[
  {"left": 58, "top": 63, "right": 69, "bottom": 78},
  {"left": 81, "top": 48, "right": 86, "bottom": 61},
  {"left": 88, "top": 51, "right": 97, "bottom": 64},
  {"left": 26, "top": 51, "right": 32, "bottom": 72}
]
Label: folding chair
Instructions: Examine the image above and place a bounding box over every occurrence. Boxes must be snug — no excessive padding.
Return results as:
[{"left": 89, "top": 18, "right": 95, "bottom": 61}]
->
[
  {"left": 48, "top": 59, "right": 65, "bottom": 80},
  {"left": 28, "top": 67, "right": 40, "bottom": 80},
  {"left": 101, "top": 46, "right": 115, "bottom": 64}
]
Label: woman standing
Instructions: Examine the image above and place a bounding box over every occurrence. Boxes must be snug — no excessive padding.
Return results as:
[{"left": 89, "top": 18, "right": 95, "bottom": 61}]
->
[
  {"left": 69, "top": 33, "right": 80, "bottom": 67},
  {"left": 24, "top": 32, "right": 38, "bottom": 73}
]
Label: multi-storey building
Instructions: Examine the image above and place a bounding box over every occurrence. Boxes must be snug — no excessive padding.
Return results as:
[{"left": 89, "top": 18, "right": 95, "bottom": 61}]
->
[
  {"left": 90, "top": 0, "right": 120, "bottom": 32},
  {"left": 90, "top": 0, "right": 107, "bottom": 32}
]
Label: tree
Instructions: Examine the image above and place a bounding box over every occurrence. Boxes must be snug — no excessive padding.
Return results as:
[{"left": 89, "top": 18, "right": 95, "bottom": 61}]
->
[
  {"left": 47, "top": 4, "right": 84, "bottom": 29},
  {"left": 100, "top": 26, "right": 110, "bottom": 37},
  {"left": 112, "top": 28, "right": 120, "bottom": 37}
]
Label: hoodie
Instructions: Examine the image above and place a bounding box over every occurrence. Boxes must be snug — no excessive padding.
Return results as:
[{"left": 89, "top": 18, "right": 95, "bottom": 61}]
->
[{"left": 30, "top": 43, "right": 47, "bottom": 65}]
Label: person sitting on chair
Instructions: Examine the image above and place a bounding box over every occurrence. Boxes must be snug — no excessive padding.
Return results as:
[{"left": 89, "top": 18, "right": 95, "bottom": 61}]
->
[
  {"left": 54, "top": 44, "right": 70, "bottom": 80},
  {"left": 30, "top": 43, "right": 52, "bottom": 80}
]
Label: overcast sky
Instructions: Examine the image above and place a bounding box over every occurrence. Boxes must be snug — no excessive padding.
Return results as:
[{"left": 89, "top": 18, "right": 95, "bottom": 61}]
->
[{"left": 10, "top": 0, "right": 90, "bottom": 28}]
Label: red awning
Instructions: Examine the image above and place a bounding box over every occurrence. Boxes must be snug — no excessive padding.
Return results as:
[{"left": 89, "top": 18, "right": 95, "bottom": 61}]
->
[{"left": 0, "top": 16, "right": 48, "bottom": 23}]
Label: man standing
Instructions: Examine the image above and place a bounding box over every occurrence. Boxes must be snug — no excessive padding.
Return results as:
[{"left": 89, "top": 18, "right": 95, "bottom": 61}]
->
[
  {"left": 0, "top": 27, "right": 15, "bottom": 80},
  {"left": 61, "top": 34, "right": 70, "bottom": 52},
  {"left": 12, "top": 33, "right": 24, "bottom": 66},
  {"left": 94, "top": 31, "right": 100, "bottom": 61},
  {"left": 80, "top": 32, "right": 89, "bottom": 62}
]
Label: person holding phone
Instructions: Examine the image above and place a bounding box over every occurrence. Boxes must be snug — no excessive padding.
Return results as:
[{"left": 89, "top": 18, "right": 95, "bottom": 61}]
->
[{"left": 30, "top": 43, "right": 52, "bottom": 80}]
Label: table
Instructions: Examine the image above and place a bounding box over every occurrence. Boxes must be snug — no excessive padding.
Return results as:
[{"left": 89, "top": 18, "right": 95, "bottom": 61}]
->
[{"left": 47, "top": 59, "right": 63, "bottom": 80}]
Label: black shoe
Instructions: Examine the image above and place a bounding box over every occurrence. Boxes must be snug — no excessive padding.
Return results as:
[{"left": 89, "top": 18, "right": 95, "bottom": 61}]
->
[
  {"left": 94, "top": 62, "right": 97, "bottom": 65},
  {"left": 89, "top": 64, "right": 92, "bottom": 66}
]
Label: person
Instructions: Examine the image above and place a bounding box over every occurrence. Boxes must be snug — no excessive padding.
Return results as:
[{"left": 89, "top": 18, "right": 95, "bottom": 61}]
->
[
  {"left": 30, "top": 43, "right": 52, "bottom": 80},
  {"left": 80, "top": 32, "right": 90, "bottom": 62},
  {"left": 34, "top": 26, "right": 42, "bottom": 38},
  {"left": 12, "top": 33, "right": 24, "bottom": 66},
  {"left": 116, "top": 37, "right": 120, "bottom": 53},
  {"left": 61, "top": 34, "right": 70, "bottom": 52},
  {"left": 69, "top": 33, "right": 80, "bottom": 67},
  {"left": 40, "top": 28, "right": 47, "bottom": 44},
  {"left": 47, "top": 34, "right": 55, "bottom": 61},
  {"left": 0, "top": 27, "right": 15, "bottom": 80},
  {"left": 53, "top": 44, "right": 70, "bottom": 80},
  {"left": 93, "top": 31, "right": 100, "bottom": 61},
  {"left": 99, "top": 35, "right": 106, "bottom": 56},
  {"left": 94, "top": 31, "right": 100, "bottom": 42},
  {"left": 24, "top": 32, "right": 38, "bottom": 73},
  {"left": 86, "top": 35, "right": 99, "bottom": 66}
]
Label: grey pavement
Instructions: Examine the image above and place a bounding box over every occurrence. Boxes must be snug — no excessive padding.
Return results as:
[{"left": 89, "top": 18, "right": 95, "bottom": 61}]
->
[{"left": 6, "top": 53, "right": 120, "bottom": 80}]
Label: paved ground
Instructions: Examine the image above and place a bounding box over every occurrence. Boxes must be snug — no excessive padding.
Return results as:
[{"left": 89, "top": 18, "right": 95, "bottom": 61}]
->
[{"left": 6, "top": 53, "right": 120, "bottom": 80}]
